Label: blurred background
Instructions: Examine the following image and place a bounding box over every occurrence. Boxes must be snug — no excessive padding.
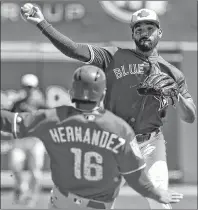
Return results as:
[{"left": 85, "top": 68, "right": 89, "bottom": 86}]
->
[{"left": 1, "top": 0, "right": 197, "bottom": 209}]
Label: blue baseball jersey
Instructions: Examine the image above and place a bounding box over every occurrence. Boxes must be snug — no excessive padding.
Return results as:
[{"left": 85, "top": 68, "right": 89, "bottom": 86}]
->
[
  {"left": 0, "top": 106, "right": 145, "bottom": 202},
  {"left": 37, "top": 20, "right": 193, "bottom": 134},
  {"left": 85, "top": 46, "right": 192, "bottom": 134}
]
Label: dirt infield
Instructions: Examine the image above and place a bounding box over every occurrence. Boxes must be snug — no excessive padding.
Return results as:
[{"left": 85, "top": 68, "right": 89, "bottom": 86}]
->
[
  {"left": 1, "top": 171, "right": 197, "bottom": 209},
  {"left": 1, "top": 186, "right": 197, "bottom": 209}
]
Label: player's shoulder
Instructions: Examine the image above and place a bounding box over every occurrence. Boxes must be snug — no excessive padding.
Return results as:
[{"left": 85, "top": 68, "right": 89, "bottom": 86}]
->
[
  {"left": 19, "top": 108, "right": 57, "bottom": 121},
  {"left": 55, "top": 105, "right": 77, "bottom": 121},
  {"left": 99, "top": 45, "right": 119, "bottom": 56},
  {"left": 158, "top": 55, "right": 185, "bottom": 82},
  {"left": 14, "top": 108, "right": 57, "bottom": 133}
]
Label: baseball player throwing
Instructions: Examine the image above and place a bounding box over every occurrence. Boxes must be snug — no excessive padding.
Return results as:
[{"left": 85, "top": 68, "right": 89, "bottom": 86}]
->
[
  {"left": 1, "top": 65, "right": 183, "bottom": 209},
  {"left": 21, "top": 5, "right": 196, "bottom": 209}
]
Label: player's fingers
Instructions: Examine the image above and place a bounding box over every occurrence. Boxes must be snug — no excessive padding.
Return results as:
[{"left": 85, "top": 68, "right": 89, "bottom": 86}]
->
[
  {"left": 171, "top": 196, "right": 183, "bottom": 201},
  {"left": 142, "top": 61, "right": 149, "bottom": 65},
  {"left": 170, "top": 191, "right": 183, "bottom": 196},
  {"left": 170, "top": 198, "right": 181, "bottom": 202},
  {"left": 169, "top": 194, "right": 183, "bottom": 203},
  {"left": 173, "top": 192, "right": 183, "bottom": 196},
  {"left": 26, "top": 16, "right": 35, "bottom": 21},
  {"left": 172, "top": 194, "right": 183, "bottom": 199},
  {"left": 170, "top": 199, "right": 180, "bottom": 203}
]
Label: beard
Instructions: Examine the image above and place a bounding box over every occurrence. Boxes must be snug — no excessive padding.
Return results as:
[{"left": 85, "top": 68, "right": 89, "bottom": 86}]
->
[{"left": 134, "top": 37, "right": 159, "bottom": 52}]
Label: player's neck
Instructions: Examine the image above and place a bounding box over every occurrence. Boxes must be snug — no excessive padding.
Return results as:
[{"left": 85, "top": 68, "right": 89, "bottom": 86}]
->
[{"left": 135, "top": 47, "right": 158, "bottom": 58}]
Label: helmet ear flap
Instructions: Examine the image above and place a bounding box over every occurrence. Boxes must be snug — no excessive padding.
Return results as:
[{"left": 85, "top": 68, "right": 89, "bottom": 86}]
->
[
  {"left": 101, "top": 89, "right": 107, "bottom": 100},
  {"left": 98, "top": 89, "right": 106, "bottom": 102},
  {"left": 69, "top": 89, "right": 74, "bottom": 103},
  {"left": 94, "top": 89, "right": 106, "bottom": 109}
]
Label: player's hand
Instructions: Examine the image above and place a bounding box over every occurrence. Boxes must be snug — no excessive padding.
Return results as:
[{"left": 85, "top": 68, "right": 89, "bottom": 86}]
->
[
  {"left": 21, "top": 5, "right": 44, "bottom": 24},
  {"left": 158, "top": 188, "right": 183, "bottom": 204}
]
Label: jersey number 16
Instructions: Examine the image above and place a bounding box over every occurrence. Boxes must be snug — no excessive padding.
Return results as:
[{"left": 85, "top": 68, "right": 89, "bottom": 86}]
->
[{"left": 70, "top": 148, "right": 103, "bottom": 181}]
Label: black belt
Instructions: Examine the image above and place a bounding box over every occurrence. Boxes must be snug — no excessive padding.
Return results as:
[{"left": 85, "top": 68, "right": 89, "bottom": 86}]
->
[
  {"left": 60, "top": 189, "right": 109, "bottom": 209},
  {"left": 87, "top": 200, "right": 107, "bottom": 209},
  {"left": 136, "top": 128, "right": 160, "bottom": 143}
]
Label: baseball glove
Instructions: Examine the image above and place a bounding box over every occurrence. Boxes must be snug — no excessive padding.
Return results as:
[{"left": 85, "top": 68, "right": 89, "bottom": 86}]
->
[{"left": 137, "top": 72, "right": 179, "bottom": 99}]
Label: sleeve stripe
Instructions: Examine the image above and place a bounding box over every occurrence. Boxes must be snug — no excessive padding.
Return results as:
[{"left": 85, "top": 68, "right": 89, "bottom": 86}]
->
[
  {"left": 84, "top": 45, "right": 95, "bottom": 64},
  {"left": 13, "top": 113, "right": 19, "bottom": 138},
  {"left": 121, "top": 163, "right": 146, "bottom": 175}
]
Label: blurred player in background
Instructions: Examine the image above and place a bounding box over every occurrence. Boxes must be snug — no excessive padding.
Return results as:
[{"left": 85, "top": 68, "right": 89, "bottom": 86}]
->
[
  {"left": 9, "top": 73, "right": 46, "bottom": 207},
  {"left": 21, "top": 5, "right": 196, "bottom": 209},
  {"left": 1, "top": 65, "right": 183, "bottom": 209}
]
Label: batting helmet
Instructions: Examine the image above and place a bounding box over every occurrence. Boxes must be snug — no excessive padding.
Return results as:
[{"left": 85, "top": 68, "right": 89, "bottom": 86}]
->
[
  {"left": 130, "top": 8, "right": 160, "bottom": 30},
  {"left": 70, "top": 65, "right": 106, "bottom": 103},
  {"left": 21, "top": 74, "right": 39, "bottom": 88}
]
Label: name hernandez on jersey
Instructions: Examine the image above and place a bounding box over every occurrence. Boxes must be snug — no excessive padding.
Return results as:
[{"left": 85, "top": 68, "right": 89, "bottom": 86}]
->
[{"left": 49, "top": 126, "right": 126, "bottom": 154}]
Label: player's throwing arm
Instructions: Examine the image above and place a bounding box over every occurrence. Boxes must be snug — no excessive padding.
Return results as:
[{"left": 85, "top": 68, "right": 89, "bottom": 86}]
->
[{"left": 20, "top": 4, "right": 92, "bottom": 64}]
